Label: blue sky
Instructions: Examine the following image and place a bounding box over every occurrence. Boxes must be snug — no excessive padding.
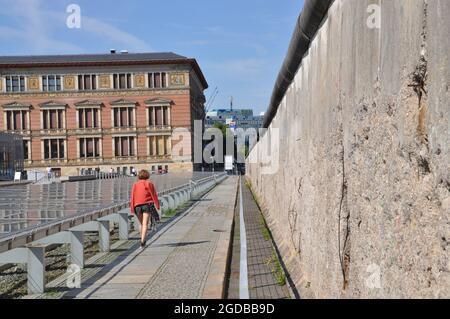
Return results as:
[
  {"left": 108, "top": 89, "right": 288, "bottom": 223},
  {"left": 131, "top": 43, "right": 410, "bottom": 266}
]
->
[{"left": 0, "top": 0, "right": 304, "bottom": 113}]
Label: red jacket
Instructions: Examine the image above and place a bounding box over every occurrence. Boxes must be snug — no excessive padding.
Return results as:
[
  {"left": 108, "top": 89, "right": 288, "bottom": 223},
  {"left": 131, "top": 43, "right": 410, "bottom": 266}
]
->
[{"left": 130, "top": 180, "right": 160, "bottom": 214}]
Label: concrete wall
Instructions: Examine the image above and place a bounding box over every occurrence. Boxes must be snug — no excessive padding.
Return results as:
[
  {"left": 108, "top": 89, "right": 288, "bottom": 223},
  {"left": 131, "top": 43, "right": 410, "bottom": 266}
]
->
[{"left": 246, "top": 0, "right": 449, "bottom": 298}]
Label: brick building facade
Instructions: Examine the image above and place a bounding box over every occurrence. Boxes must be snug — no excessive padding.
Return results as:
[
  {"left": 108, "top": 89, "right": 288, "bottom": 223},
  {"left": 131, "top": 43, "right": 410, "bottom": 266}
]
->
[{"left": 0, "top": 52, "right": 208, "bottom": 176}]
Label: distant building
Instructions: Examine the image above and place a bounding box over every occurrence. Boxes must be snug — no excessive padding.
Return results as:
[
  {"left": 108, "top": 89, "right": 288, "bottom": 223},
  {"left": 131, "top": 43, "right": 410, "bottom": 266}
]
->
[
  {"left": 0, "top": 52, "right": 208, "bottom": 176},
  {"left": 205, "top": 109, "right": 264, "bottom": 131},
  {"left": 0, "top": 133, "right": 24, "bottom": 180},
  {"left": 204, "top": 108, "right": 263, "bottom": 173}
]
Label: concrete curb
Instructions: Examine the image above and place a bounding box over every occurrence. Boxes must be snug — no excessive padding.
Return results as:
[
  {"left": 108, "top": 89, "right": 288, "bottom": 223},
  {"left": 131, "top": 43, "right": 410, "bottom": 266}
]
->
[{"left": 202, "top": 177, "right": 239, "bottom": 299}]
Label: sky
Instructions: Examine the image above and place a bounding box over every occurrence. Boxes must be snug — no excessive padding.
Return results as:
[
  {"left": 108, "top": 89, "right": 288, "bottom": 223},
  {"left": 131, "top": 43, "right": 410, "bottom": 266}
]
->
[{"left": 0, "top": 0, "right": 304, "bottom": 114}]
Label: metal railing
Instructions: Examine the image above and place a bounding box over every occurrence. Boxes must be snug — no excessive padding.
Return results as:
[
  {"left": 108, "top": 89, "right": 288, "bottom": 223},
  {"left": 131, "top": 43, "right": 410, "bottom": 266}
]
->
[{"left": 0, "top": 172, "right": 228, "bottom": 295}]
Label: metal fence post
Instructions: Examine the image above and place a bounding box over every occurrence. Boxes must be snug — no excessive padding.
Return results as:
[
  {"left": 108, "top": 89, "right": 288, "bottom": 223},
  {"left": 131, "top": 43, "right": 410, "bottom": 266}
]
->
[
  {"left": 133, "top": 215, "right": 141, "bottom": 232},
  {"left": 70, "top": 231, "right": 84, "bottom": 268},
  {"left": 168, "top": 193, "right": 176, "bottom": 209},
  {"left": 118, "top": 212, "right": 129, "bottom": 240},
  {"left": 27, "top": 246, "right": 46, "bottom": 295},
  {"left": 98, "top": 220, "right": 110, "bottom": 252},
  {"left": 160, "top": 196, "right": 169, "bottom": 215}
]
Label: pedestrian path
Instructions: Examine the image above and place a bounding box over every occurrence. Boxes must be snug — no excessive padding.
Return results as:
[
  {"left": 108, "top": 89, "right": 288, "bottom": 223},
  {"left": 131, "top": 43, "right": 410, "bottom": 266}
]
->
[{"left": 50, "top": 176, "right": 238, "bottom": 299}]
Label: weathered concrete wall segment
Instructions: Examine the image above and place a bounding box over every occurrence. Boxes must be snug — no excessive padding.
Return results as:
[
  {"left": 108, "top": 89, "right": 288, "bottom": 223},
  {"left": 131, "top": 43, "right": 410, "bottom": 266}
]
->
[{"left": 247, "top": 0, "right": 449, "bottom": 298}]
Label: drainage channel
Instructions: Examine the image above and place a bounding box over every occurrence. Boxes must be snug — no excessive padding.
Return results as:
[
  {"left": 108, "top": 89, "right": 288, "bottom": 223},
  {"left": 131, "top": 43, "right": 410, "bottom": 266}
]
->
[{"left": 225, "top": 176, "right": 292, "bottom": 299}]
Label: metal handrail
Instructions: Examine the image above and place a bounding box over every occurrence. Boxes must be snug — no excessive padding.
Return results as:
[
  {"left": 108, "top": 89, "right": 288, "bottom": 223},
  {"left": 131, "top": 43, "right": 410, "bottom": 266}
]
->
[
  {"left": 157, "top": 173, "right": 226, "bottom": 197},
  {"left": 0, "top": 173, "right": 227, "bottom": 254}
]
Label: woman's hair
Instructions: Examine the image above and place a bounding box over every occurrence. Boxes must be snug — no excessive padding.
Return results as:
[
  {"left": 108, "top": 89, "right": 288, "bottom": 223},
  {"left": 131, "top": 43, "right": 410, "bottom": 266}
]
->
[{"left": 138, "top": 170, "right": 150, "bottom": 180}]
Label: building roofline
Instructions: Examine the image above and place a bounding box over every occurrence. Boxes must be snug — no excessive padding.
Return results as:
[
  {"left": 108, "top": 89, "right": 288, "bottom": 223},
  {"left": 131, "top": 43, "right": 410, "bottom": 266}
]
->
[{"left": 0, "top": 53, "right": 209, "bottom": 89}]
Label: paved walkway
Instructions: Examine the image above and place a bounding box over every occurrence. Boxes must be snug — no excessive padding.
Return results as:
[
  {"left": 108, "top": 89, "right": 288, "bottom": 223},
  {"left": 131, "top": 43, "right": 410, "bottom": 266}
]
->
[{"left": 59, "top": 176, "right": 238, "bottom": 299}]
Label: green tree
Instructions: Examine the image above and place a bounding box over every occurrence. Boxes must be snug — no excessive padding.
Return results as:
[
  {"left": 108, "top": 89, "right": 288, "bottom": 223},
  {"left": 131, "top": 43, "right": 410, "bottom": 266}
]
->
[{"left": 212, "top": 122, "right": 229, "bottom": 136}]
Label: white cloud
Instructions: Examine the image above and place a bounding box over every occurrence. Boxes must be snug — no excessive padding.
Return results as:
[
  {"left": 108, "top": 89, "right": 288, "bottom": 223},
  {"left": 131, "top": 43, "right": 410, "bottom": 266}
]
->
[
  {"left": 0, "top": 0, "right": 83, "bottom": 53},
  {"left": 0, "top": 25, "right": 83, "bottom": 53},
  {"left": 176, "top": 40, "right": 209, "bottom": 47},
  {"left": 0, "top": 0, "right": 151, "bottom": 54},
  {"left": 81, "top": 16, "right": 152, "bottom": 52},
  {"left": 205, "top": 58, "right": 267, "bottom": 76},
  {"left": 205, "top": 26, "right": 224, "bottom": 33}
]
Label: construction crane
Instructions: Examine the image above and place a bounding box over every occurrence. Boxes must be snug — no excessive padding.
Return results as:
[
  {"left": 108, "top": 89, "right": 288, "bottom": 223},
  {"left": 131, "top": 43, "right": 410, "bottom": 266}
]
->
[{"left": 205, "top": 87, "right": 219, "bottom": 113}]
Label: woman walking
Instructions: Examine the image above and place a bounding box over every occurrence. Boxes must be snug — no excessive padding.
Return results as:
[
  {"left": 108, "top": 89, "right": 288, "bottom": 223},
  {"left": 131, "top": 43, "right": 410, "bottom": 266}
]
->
[{"left": 130, "top": 170, "right": 160, "bottom": 248}]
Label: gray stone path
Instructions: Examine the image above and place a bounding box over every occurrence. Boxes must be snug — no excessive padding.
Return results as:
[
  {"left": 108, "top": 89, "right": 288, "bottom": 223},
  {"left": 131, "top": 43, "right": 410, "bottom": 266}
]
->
[{"left": 63, "top": 177, "right": 238, "bottom": 299}]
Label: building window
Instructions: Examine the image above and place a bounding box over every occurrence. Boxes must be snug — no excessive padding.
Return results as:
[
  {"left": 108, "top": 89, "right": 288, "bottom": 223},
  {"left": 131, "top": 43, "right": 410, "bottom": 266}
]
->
[
  {"left": 113, "top": 107, "right": 134, "bottom": 128},
  {"left": 79, "top": 138, "right": 100, "bottom": 158},
  {"left": 148, "top": 72, "right": 167, "bottom": 88},
  {"left": 113, "top": 73, "right": 132, "bottom": 89},
  {"left": 78, "top": 75, "right": 97, "bottom": 90},
  {"left": 42, "top": 110, "right": 64, "bottom": 129},
  {"left": 149, "top": 136, "right": 170, "bottom": 156},
  {"left": 43, "top": 139, "right": 65, "bottom": 160},
  {"left": 42, "top": 75, "right": 62, "bottom": 91},
  {"left": 5, "top": 76, "right": 25, "bottom": 92},
  {"left": 5, "top": 110, "right": 28, "bottom": 131},
  {"left": 23, "top": 140, "right": 30, "bottom": 160},
  {"left": 114, "top": 137, "right": 135, "bottom": 157},
  {"left": 148, "top": 106, "right": 170, "bottom": 126},
  {"left": 78, "top": 108, "right": 99, "bottom": 128}
]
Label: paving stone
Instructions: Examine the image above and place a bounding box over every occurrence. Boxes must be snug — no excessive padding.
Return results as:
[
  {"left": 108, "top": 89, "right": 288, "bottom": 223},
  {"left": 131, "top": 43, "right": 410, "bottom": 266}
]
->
[{"left": 73, "top": 177, "right": 238, "bottom": 299}]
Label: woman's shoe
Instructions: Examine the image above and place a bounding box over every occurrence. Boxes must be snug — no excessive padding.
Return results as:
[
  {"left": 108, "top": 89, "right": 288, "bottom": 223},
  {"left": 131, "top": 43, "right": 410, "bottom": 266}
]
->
[{"left": 140, "top": 240, "right": 146, "bottom": 248}]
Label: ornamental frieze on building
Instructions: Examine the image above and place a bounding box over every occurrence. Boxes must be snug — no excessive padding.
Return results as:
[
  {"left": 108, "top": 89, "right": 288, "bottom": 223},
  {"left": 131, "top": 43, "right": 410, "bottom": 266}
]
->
[
  {"left": 22, "top": 127, "right": 179, "bottom": 138},
  {"left": 27, "top": 77, "right": 40, "bottom": 91},
  {"left": 2, "top": 101, "right": 32, "bottom": 110},
  {"left": 99, "top": 75, "right": 111, "bottom": 89},
  {"left": 74, "top": 100, "right": 104, "bottom": 109},
  {"left": 134, "top": 74, "right": 146, "bottom": 88},
  {"left": 39, "top": 100, "right": 68, "bottom": 109},
  {"left": 144, "top": 98, "right": 173, "bottom": 106},
  {"left": 110, "top": 99, "right": 138, "bottom": 109},
  {"left": 64, "top": 75, "right": 76, "bottom": 90},
  {"left": 169, "top": 73, "right": 186, "bottom": 86},
  {"left": 0, "top": 88, "right": 190, "bottom": 99}
]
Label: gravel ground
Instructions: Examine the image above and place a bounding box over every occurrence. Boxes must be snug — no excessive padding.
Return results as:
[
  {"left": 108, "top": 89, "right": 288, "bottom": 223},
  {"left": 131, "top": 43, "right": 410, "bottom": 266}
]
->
[{"left": 0, "top": 227, "right": 121, "bottom": 299}]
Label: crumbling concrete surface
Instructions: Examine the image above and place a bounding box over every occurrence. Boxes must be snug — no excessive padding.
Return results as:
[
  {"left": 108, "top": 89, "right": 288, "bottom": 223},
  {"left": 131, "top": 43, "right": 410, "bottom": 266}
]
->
[{"left": 246, "top": 0, "right": 449, "bottom": 298}]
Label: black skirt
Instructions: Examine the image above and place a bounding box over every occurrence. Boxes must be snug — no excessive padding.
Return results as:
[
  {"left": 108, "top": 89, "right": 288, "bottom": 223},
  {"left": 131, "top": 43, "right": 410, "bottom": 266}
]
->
[{"left": 134, "top": 203, "right": 160, "bottom": 222}]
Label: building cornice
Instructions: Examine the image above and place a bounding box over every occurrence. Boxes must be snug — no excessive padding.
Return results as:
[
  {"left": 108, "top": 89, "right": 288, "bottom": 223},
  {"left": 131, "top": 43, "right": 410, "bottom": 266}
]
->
[
  {"left": 110, "top": 98, "right": 137, "bottom": 108},
  {"left": 15, "top": 125, "right": 191, "bottom": 138},
  {"left": 74, "top": 99, "right": 103, "bottom": 108},
  {"left": 0, "top": 59, "right": 208, "bottom": 89},
  {"left": 0, "top": 88, "right": 190, "bottom": 99},
  {"left": 144, "top": 98, "right": 173, "bottom": 106},
  {"left": 2, "top": 101, "right": 32, "bottom": 110},
  {"left": 39, "top": 100, "right": 68, "bottom": 109}
]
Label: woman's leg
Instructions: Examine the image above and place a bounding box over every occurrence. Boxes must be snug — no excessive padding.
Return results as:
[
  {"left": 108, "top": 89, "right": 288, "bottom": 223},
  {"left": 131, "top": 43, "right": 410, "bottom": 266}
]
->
[
  {"left": 136, "top": 212, "right": 143, "bottom": 234},
  {"left": 141, "top": 213, "right": 150, "bottom": 243}
]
